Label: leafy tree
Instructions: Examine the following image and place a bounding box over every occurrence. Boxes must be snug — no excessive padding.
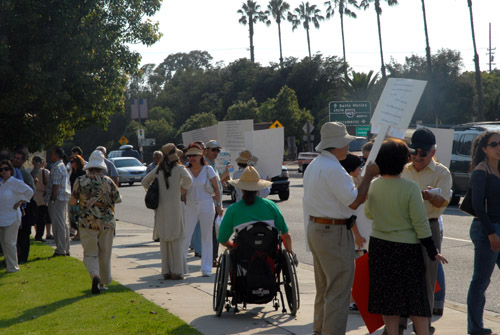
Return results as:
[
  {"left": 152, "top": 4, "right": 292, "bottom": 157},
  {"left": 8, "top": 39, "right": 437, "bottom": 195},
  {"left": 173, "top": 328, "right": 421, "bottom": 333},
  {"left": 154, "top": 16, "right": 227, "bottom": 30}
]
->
[
  {"left": 225, "top": 98, "right": 262, "bottom": 121},
  {"left": 360, "top": 0, "right": 398, "bottom": 78},
  {"left": 343, "top": 70, "right": 379, "bottom": 101},
  {"left": 0, "top": 0, "right": 162, "bottom": 150},
  {"left": 324, "top": 0, "right": 359, "bottom": 66},
  {"left": 288, "top": 2, "right": 324, "bottom": 59},
  {"left": 266, "top": 0, "right": 290, "bottom": 67},
  {"left": 176, "top": 112, "right": 218, "bottom": 139},
  {"left": 154, "top": 51, "right": 213, "bottom": 85},
  {"left": 237, "top": 1, "right": 268, "bottom": 63}
]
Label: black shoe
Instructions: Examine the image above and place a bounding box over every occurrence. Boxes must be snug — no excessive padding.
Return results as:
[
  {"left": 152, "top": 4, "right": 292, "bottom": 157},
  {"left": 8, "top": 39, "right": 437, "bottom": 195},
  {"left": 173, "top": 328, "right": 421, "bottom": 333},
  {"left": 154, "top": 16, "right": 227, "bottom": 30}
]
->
[
  {"left": 194, "top": 252, "right": 201, "bottom": 258},
  {"left": 154, "top": 238, "right": 160, "bottom": 242},
  {"left": 51, "top": 252, "right": 66, "bottom": 258},
  {"left": 92, "top": 277, "right": 101, "bottom": 294},
  {"left": 433, "top": 308, "right": 443, "bottom": 316},
  {"left": 35, "top": 237, "right": 46, "bottom": 242}
]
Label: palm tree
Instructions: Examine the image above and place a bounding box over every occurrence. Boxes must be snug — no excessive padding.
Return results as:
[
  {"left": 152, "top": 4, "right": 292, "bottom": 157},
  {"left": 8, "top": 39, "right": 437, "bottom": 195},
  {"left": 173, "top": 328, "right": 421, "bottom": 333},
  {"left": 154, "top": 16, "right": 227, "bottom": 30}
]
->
[
  {"left": 360, "top": 0, "right": 398, "bottom": 78},
  {"left": 238, "top": 0, "right": 268, "bottom": 63},
  {"left": 343, "top": 70, "right": 379, "bottom": 101},
  {"left": 288, "top": 2, "right": 324, "bottom": 59},
  {"left": 420, "top": 0, "right": 432, "bottom": 76},
  {"left": 266, "top": 0, "right": 290, "bottom": 67},
  {"left": 467, "top": 0, "right": 484, "bottom": 121},
  {"left": 324, "top": 0, "right": 359, "bottom": 67}
]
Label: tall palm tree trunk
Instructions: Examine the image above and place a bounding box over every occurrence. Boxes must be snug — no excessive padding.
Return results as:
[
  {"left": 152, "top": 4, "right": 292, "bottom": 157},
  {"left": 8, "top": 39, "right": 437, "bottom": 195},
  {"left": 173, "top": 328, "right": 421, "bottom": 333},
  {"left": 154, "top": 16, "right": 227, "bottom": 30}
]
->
[
  {"left": 278, "top": 22, "right": 284, "bottom": 67},
  {"left": 340, "top": 13, "right": 347, "bottom": 66},
  {"left": 249, "top": 21, "right": 255, "bottom": 62},
  {"left": 375, "top": 2, "right": 386, "bottom": 78},
  {"left": 306, "top": 27, "right": 312, "bottom": 59},
  {"left": 468, "top": 0, "right": 484, "bottom": 121},
  {"left": 421, "top": 0, "right": 432, "bottom": 76}
]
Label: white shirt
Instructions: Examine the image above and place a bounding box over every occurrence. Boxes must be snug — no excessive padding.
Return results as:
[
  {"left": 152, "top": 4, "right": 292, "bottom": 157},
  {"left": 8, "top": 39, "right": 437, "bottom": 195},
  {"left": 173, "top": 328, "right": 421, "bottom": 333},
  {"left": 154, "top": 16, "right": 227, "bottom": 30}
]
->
[
  {"left": 186, "top": 165, "right": 217, "bottom": 204},
  {"left": 303, "top": 150, "right": 357, "bottom": 220},
  {"left": 0, "top": 176, "right": 34, "bottom": 227}
]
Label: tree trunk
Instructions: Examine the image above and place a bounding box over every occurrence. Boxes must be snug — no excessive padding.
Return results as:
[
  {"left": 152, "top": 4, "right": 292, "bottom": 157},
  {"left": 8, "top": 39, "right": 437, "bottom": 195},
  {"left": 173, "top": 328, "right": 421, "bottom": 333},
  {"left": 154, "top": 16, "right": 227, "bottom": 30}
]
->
[
  {"left": 278, "top": 21, "right": 284, "bottom": 67},
  {"left": 421, "top": 0, "right": 432, "bottom": 76},
  {"left": 468, "top": 0, "right": 484, "bottom": 121},
  {"left": 249, "top": 19, "right": 255, "bottom": 62},
  {"left": 375, "top": 2, "right": 386, "bottom": 78},
  {"left": 340, "top": 12, "right": 347, "bottom": 67},
  {"left": 306, "top": 27, "right": 311, "bottom": 59}
]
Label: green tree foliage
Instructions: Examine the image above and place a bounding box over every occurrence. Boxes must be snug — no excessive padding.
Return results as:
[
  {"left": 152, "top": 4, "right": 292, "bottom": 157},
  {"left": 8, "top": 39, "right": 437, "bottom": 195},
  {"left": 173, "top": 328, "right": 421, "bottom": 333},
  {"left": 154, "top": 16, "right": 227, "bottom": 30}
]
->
[
  {"left": 238, "top": 1, "right": 268, "bottom": 63},
  {"left": 0, "top": 0, "right": 162, "bottom": 150},
  {"left": 288, "top": 2, "right": 324, "bottom": 59},
  {"left": 343, "top": 70, "right": 379, "bottom": 101},
  {"left": 225, "top": 99, "right": 262, "bottom": 121},
  {"left": 266, "top": 0, "right": 291, "bottom": 67},
  {"left": 482, "top": 70, "right": 500, "bottom": 120},
  {"left": 154, "top": 51, "right": 213, "bottom": 84},
  {"left": 177, "top": 113, "right": 218, "bottom": 139}
]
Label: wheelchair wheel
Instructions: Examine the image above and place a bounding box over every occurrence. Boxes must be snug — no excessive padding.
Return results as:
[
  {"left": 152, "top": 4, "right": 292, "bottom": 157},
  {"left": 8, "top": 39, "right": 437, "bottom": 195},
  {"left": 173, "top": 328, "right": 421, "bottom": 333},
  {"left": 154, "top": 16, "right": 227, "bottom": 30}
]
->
[
  {"left": 213, "top": 250, "right": 230, "bottom": 317},
  {"left": 281, "top": 249, "right": 300, "bottom": 315}
]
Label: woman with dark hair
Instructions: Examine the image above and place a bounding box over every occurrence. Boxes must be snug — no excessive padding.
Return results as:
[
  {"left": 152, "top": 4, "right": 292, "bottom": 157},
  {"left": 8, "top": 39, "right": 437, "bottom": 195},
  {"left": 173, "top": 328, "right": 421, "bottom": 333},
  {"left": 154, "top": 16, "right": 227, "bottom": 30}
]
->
[
  {"left": 217, "top": 166, "right": 296, "bottom": 263},
  {"left": 142, "top": 143, "right": 192, "bottom": 280},
  {"left": 467, "top": 131, "right": 500, "bottom": 335},
  {"left": 0, "top": 160, "right": 34, "bottom": 273},
  {"left": 69, "top": 155, "right": 86, "bottom": 241},
  {"left": 182, "top": 142, "right": 222, "bottom": 277},
  {"left": 364, "top": 139, "right": 447, "bottom": 335}
]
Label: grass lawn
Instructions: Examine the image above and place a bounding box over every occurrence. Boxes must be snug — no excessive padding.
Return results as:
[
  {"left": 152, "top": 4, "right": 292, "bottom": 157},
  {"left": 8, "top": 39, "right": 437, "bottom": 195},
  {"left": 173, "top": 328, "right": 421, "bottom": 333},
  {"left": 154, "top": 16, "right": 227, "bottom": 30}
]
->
[{"left": 0, "top": 241, "right": 200, "bottom": 335}]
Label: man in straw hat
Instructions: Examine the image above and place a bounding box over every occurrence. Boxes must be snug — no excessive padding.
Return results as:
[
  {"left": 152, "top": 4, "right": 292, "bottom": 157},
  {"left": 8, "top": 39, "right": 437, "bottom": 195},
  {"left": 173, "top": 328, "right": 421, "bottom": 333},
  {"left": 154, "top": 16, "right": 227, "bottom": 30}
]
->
[
  {"left": 303, "top": 122, "right": 379, "bottom": 335},
  {"left": 70, "top": 150, "right": 121, "bottom": 294},
  {"left": 217, "top": 166, "right": 298, "bottom": 266},
  {"left": 233, "top": 150, "right": 269, "bottom": 202}
]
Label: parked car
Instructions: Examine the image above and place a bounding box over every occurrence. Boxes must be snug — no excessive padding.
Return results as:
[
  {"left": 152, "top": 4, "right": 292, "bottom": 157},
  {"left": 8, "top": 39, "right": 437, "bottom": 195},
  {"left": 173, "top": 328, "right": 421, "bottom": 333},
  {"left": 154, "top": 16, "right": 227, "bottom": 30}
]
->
[
  {"left": 109, "top": 157, "right": 147, "bottom": 186},
  {"left": 224, "top": 165, "right": 290, "bottom": 202},
  {"left": 298, "top": 152, "right": 319, "bottom": 174},
  {"left": 108, "top": 145, "right": 141, "bottom": 161},
  {"left": 349, "top": 137, "right": 368, "bottom": 157},
  {"left": 450, "top": 122, "right": 500, "bottom": 205}
]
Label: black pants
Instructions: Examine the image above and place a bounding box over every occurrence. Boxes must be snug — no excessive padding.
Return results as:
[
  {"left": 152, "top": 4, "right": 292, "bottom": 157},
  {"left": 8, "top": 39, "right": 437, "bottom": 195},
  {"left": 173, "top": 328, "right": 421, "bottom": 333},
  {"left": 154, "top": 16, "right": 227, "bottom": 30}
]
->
[
  {"left": 212, "top": 214, "right": 219, "bottom": 263},
  {"left": 35, "top": 205, "right": 49, "bottom": 239},
  {"left": 17, "top": 202, "right": 36, "bottom": 263}
]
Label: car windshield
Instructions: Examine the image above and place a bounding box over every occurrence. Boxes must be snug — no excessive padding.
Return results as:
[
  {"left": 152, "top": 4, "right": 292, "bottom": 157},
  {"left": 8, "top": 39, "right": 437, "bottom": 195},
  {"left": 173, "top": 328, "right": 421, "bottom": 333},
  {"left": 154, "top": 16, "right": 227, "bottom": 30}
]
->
[
  {"left": 113, "top": 159, "right": 142, "bottom": 168},
  {"left": 349, "top": 139, "right": 368, "bottom": 152}
]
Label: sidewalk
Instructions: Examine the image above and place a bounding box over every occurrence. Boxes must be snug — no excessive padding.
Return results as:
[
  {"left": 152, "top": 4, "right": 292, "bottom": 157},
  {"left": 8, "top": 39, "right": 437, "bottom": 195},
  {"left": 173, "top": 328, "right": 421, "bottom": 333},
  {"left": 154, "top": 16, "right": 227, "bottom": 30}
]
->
[{"left": 67, "top": 221, "right": 500, "bottom": 335}]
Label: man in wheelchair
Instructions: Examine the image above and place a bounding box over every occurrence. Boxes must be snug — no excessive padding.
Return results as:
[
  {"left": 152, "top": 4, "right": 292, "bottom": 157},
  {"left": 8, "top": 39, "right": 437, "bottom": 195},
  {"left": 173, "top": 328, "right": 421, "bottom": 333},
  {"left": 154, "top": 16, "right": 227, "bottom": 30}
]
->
[{"left": 214, "top": 166, "right": 299, "bottom": 316}]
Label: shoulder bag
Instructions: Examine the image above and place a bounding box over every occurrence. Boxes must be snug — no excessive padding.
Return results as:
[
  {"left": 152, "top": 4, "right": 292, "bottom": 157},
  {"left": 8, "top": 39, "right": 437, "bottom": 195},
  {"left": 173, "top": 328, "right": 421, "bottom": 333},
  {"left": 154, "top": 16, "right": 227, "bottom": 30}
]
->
[
  {"left": 204, "top": 166, "right": 215, "bottom": 196},
  {"left": 460, "top": 167, "right": 489, "bottom": 217},
  {"left": 145, "top": 169, "right": 160, "bottom": 210}
]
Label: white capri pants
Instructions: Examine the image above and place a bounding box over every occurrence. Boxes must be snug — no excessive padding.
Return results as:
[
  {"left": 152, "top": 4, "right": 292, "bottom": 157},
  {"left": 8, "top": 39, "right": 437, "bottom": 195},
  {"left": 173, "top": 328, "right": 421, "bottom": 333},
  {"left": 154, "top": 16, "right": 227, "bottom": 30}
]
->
[{"left": 184, "top": 200, "right": 215, "bottom": 274}]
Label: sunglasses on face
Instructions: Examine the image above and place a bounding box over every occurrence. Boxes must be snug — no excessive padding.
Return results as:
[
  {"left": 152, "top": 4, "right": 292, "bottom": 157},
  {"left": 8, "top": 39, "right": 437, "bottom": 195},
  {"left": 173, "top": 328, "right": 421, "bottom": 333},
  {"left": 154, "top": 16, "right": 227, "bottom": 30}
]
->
[
  {"left": 186, "top": 155, "right": 198, "bottom": 158},
  {"left": 486, "top": 141, "right": 500, "bottom": 148},
  {"left": 210, "top": 148, "right": 220, "bottom": 153},
  {"left": 0, "top": 167, "right": 10, "bottom": 172},
  {"left": 411, "top": 149, "right": 429, "bottom": 158}
]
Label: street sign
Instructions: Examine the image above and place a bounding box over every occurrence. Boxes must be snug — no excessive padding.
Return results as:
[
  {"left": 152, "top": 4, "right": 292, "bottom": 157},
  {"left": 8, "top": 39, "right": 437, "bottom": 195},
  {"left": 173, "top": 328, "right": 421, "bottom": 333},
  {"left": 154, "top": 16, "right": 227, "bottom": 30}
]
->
[
  {"left": 303, "top": 121, "right": 314, "bottom": 134},
  {"left": 137, "top": 128, "right": 145, "bottom": 141},
  {"left": 303, "top": 135, "right": 315, "bottom": 141},
  {"left": 329, "top": 101, "right": 371, "bottom": 126},
  {"left": 119, "top": 136, "right": 129, "bottom": 145},
  {"left": 269, "top": 120, "right": 283, "bottom": 129},
  {"left": 131, "top": 98, "right": 149, "bottom": 120},
  {"left": 356, "top": 126, "right": 371, "bottom": 137},
  {"left": 139, "top": 138, "right": 156, "bottom": 147}
]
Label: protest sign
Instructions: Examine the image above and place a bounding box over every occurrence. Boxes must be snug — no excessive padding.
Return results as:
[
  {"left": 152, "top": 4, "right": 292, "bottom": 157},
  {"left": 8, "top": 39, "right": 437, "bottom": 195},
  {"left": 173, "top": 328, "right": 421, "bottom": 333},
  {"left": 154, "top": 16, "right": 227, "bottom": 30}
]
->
[
  {"left": 182, "top": 124, "right": 218, "bottom": 146},
  {"left": 417, "top": 126, "right": 454, "bottom": 168},
  {"left": 244, "top": 127, "right": 284, "bottom": 180}
]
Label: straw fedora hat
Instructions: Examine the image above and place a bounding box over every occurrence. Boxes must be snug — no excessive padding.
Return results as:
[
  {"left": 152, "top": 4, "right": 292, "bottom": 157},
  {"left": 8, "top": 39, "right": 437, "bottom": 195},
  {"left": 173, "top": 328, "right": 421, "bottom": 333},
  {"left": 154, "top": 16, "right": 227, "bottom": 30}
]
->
[
  {"left": 315, "top": 122, "right": 356, "bottom": 152},
  {"left": 83, "top": 150, "right": 108, "bottom": 172},
  {"left": 228, "top": 166, "right": 271, "bottom": 191},
  {"left": 235, "top": 150, "right": 259, "bottom": 165},
  {"left": 161, "top": 143, "right": 181, "bottom": 162}
]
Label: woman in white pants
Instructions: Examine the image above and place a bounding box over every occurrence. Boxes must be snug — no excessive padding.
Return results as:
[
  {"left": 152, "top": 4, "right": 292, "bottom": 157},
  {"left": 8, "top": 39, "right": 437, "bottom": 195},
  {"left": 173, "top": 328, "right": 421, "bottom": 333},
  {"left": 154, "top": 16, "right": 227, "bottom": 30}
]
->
[
  {"left": 0, "top": 160, "right": 34, "bottom": 273},
  {"left": 183, "top": 143, "right": 223, "bottom": 277}
]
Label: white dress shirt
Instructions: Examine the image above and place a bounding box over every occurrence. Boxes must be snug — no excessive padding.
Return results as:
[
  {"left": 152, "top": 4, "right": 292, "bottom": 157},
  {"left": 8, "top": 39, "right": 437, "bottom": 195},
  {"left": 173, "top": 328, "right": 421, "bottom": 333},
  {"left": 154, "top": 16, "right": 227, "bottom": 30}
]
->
[{"left": 0, "top": 176, "right": 34, "bottom": 227}]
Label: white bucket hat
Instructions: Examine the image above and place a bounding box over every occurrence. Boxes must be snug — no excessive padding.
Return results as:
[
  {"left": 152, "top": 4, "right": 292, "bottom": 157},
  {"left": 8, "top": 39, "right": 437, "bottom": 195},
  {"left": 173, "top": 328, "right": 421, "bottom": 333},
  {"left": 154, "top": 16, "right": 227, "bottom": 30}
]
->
[
  {"left": 228, "top": 166, "right": 271, "bottom": 191},
  {"left": 83, "top": 150, "right": 108, "bottom": 172},
  {"left": 315, "top": 122, "right": 356, "bottom": 152}
]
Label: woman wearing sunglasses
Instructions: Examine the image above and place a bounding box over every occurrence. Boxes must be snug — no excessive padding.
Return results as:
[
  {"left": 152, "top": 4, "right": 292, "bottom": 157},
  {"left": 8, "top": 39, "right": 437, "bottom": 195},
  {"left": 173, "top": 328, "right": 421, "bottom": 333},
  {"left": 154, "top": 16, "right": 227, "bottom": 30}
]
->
[
  {"left": 183, "top": 143, "right": 223, "bottom": 277},
  {"left": 0, "top": 160, "right": 34, "bottom": 273},
  {"left": 467, "top": 131, "right": 500, "bottom": 335}
]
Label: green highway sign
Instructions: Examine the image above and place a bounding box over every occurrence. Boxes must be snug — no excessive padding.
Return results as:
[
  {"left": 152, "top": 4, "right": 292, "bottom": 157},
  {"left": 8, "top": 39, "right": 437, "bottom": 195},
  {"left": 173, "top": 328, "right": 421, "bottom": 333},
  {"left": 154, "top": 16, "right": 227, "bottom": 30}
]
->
[
  {"left": 329, "top": 101, "right": 371, "bottom": 127},
  {"left": 356, "top": 126, "right": 371, "bottom": 137}
]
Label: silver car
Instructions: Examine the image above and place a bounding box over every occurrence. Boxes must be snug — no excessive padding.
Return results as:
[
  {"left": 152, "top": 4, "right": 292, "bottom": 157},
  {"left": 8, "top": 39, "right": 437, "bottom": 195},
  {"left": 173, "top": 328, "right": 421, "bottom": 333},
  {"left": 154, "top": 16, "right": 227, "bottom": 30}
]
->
[{"left": 109, "top": 157, "right": 146, "bottom": 186}]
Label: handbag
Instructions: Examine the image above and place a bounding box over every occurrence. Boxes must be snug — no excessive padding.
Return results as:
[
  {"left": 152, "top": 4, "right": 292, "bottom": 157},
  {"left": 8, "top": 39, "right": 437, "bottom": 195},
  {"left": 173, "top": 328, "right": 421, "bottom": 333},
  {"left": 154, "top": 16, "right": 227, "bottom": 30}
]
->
[
  {"left": 145, "top": 169, "right": 160, "bottom": 210},
  {"left": 204, "top": 166, "right": 215, "bottom": 196},
  {"left": 459, "top": 187, "right": 476, "bottom": 216}
]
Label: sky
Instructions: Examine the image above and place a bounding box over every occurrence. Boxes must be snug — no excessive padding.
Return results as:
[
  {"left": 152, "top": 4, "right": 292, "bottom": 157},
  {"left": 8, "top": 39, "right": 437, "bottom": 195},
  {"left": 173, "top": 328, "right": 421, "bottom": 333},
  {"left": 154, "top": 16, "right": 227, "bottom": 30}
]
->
[{"left": 131, "top": 0, "right": 500, "bottom": 74}]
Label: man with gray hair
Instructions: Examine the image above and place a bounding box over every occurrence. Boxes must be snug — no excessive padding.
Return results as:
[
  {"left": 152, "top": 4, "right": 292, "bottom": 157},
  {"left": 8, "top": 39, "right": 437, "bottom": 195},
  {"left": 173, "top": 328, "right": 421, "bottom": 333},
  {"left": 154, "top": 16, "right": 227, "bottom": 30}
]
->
[
  {"left": 95, "top": 146, "right": 119, "bottom": 186},
  {"left": 146, "top": 150, "right": 163, "bottom": 174}
]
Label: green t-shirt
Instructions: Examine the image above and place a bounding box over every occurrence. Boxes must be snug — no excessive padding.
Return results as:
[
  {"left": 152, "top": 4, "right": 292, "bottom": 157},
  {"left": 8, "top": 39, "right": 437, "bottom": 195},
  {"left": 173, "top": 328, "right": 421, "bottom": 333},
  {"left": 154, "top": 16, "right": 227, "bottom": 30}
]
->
[
  {"left": 217, "top": 197, "right": 289, "bottom": 243},
  {"left": 364, "top": 177, "right": 431, "bottom": 244}
]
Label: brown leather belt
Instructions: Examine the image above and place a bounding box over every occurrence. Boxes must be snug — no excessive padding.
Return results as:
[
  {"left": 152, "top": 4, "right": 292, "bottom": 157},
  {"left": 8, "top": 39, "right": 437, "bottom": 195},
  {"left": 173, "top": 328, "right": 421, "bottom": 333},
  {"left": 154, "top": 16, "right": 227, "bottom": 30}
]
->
[{"left": 309, "top": 216, "right": 348, "bottom": 225}]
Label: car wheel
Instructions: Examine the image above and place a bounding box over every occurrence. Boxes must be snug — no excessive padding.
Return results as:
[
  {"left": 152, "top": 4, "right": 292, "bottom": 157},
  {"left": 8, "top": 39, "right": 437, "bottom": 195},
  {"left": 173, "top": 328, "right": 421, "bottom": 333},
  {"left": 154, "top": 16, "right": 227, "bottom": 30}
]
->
[
  {"left": 449, "top": 194, "right": 460, "bottom": 206},
  {"left": 302, "top": 164, "right": 308, "bottom": 176},
  {"left": 128, "top": 182, "right": 134, "bottom": 186},
  {"left": 279, "top": 189, "right": 290, "bottom": 201}
]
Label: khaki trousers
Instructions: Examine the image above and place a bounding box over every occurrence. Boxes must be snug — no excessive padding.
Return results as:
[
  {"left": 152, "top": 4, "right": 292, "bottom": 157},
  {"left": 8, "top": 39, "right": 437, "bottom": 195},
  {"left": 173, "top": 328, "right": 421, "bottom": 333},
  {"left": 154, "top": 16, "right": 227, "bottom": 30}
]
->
[
  {"left": 48, "top": 200, "right": 69, "bottom": 255},
  {"left": 0, "top": 221, "right": 20, "bottom": 272},
  {"left": 80, "top": 227, "right": 114, "bottom": 285},
  {"left": 307, "top": 220, "right": 355, "bottom": 335}
]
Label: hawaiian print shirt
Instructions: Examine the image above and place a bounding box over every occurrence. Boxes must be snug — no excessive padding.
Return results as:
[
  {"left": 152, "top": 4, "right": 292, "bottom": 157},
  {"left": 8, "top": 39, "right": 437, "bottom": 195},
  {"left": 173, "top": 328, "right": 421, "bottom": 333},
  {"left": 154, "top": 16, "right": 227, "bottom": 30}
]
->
[{"left": 72, "top": 171, "right": 122, "bottom": 230}]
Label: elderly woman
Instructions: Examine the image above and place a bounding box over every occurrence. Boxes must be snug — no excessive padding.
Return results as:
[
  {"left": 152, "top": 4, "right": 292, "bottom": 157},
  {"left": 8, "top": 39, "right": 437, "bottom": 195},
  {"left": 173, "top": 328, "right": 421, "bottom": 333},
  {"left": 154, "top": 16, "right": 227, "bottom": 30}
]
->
[
  {"left": 364, "top": 139, "right": 447, "bottom": 335},
  {"left": 217, "top": 166, "right": 297, "bottom": 265},
  {"left": 0, "top": 160, "right": 34, "bottom": 273},
  {"left": 69, "top": 150, "right": 121, "bottom": 294},
  {"left": 69, "top": 154, "right": 86, "bottom": 241},
  {"left": 142, "top": 144, "right": 192, "bottom": 280}
]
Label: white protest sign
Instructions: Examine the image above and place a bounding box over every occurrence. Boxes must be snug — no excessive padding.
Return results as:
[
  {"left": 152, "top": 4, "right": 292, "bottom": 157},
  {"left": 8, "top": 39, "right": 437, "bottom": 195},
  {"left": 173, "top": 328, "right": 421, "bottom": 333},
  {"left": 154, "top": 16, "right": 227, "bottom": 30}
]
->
[
  {"left": 364, "top": 78, "right": 427, "bottom": 172},
  {"left": 244, "top": 127, "right": 284, "bottom": 179},
  {"left": 416, "top": 126, "right": 454, "bottom": 168},
  {"left": 218, "top": 119, "right": 254, "bottom": 168},
  {"left": 182, "top": 124, "right": 218, "bottom": 146}
]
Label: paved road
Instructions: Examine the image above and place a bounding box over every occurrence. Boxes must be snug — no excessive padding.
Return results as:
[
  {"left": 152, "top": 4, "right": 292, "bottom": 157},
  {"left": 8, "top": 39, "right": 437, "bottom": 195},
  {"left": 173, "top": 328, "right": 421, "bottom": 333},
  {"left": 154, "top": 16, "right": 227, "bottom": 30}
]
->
[{"left": 115, "top": 177, "right": 500, "bottom": 314}]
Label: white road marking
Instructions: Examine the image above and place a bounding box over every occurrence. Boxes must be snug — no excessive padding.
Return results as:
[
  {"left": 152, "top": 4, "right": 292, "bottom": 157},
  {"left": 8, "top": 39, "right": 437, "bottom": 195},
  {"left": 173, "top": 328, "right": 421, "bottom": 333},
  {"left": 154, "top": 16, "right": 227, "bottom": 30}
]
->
[{"left": 444, "top": 236, "right": 472, "bottom": 243}]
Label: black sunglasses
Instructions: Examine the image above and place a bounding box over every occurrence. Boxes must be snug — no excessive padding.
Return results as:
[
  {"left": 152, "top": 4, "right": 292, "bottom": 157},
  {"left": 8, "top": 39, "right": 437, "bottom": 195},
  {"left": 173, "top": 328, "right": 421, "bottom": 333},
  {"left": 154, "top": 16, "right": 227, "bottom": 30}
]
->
[
  {"left": 487, "top": 141, "right": 500, "bottom": 148},
  {"left": 210, "top": 148, "right": 220, "bottom": 153},
  {"left": 186, "top": 155, "right": 198, "bottom": 158},
  {"left": 0, "top": 167, "right": 10, "bottom": 172},
  {"left": 411, "top": 149, "right": 428, "bottom": 158}
]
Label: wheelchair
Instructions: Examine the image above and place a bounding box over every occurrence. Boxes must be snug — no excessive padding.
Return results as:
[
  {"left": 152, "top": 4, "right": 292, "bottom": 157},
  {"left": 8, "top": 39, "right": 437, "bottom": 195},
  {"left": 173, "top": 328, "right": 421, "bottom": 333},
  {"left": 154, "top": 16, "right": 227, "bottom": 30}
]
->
[{"left": 213, "top": 221, "right": 300, "bottom": 317}]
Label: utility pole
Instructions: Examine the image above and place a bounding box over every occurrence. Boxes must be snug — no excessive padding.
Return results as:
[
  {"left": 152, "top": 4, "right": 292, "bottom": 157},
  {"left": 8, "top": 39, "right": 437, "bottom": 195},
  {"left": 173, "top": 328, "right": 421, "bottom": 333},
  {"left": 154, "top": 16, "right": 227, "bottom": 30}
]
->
[
  {"left": 468, "top": 0, "right": 484, "bottom": 121},
  {"left": 487, "top": 23, "right": 496, "bottom": 73}
]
